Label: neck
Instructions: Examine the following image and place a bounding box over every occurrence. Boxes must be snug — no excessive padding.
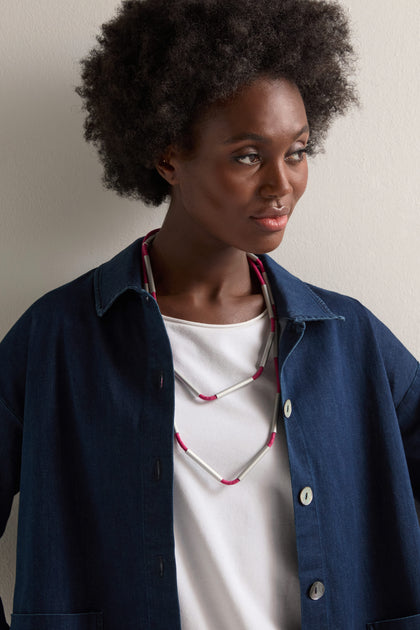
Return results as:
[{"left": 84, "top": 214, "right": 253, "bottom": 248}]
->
[
  {"left": 153, "top": 233, "right": 250, "bottom": 294},
  {"left": 146, "top": 223, "right": 264, "bottom": 324}
]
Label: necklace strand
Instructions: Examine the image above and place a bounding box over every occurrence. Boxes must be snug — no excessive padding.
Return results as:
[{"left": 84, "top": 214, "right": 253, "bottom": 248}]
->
[{"left": 141, "top": 230, "right": 281, "bottom": 485}]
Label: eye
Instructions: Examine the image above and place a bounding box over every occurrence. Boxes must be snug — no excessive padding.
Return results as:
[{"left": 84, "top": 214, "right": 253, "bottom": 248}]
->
[
  {"left": 235, "top": 153, "right": 262, "bottom": 166},
  {"left": 285, "top": 147, "right": 308, "bottom": 164}
]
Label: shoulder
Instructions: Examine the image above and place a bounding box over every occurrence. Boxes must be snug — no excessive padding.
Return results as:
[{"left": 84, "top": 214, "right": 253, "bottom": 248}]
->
[
  {"left": 34, "top": 269, "right": 95, "bottom": 321},
  {"left": 3, "top": 237, "right": 144, "bottom": 336},
  {"left": 4, "top": 270, "right": 97, "bottom": 344},
  {"left": 264, "top": 253, "right": 387, "bottom": 321},
  {"left": 0, "top": 269, "right": 96, "bottom": 421},
  {"left": 306, "top": 282, "right": 374, "bottom": 324},
  {"left": 263, "top": 252, "right": 418, "bottom": 363},
  {"left": 0, "top": 269, "right": 96, "bottom": 376},
  {"left": 262, "top": 254, "right": 372, "bottom": 325},
  {"left": 263, "top": 254, "right": 419, "bottom": 408}
]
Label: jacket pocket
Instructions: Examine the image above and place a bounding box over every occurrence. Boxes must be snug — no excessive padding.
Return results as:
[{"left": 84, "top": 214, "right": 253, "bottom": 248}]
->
[
  {"left": 367, "top": 612, "right": 420, "bottom": 629},
  {"left": 10, "top": 612, "right": 103, "bottom": 630}
]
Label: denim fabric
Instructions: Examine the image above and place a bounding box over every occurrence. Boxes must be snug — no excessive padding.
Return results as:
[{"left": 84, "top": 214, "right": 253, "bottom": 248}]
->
[{"left": 0, "top": 237, "right": 419, "bottom": 630}]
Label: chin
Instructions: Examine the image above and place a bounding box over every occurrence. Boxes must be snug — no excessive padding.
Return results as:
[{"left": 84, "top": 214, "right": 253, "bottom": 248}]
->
[{"left": 250, "top": 233, "right": 286, "bottom": 255}]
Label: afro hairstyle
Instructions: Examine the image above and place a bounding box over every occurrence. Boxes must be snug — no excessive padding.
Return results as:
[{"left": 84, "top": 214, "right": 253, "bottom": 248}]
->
[{"left": 76, "top": 0, "right": 358, "bottom": 205}]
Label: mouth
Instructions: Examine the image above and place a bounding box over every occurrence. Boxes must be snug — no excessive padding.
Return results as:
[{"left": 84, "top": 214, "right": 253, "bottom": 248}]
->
[{"left": 250, "top": 206, "right": 291, "bottom": 232}]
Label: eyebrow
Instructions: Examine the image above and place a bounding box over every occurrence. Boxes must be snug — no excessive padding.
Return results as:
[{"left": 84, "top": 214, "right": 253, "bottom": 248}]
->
[{"left": 223, "top": 125, "right": 310, "bottom": 145}]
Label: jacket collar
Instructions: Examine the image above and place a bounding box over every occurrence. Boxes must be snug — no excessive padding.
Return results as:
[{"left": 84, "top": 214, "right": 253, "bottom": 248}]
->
[
  {"left": 94, "top": 238, "right": 146, "bottom": 317},
  {"left": 260, "top": 255, "right": 344, "bottom": 322},
  {"left": 94, "top": 238, "right": 343, "bottom": 322}
]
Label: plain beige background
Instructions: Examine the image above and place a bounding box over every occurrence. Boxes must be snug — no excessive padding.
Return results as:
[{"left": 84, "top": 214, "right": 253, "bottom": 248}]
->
[{"left": 0, "top": 0, "right": 419, "bottom": 621}]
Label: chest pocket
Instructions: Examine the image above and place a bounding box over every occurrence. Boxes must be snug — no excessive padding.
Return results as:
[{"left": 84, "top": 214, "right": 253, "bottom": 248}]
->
[
  {"left": 10, "top": 612, "right": 103, "bottom": 630},
  {"left": 367, "top": 612, "right": 420, "bottom": 629}
]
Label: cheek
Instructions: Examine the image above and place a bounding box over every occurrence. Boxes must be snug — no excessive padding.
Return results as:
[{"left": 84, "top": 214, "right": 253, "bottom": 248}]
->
[
  {"left": 193, "top": 165, "right": 247, "bottom": 205},
  {"left": 295, "top": 164, "right": 309, "bottom": 199},
  {"left": 176, "top": 156, "right": 255, "bottom": 213},
  {"left": 212, "top": 166, "right": 258, "bottom": 204},
  {"left": 177, "top": 167, "right": 228, "bottom": 213}
]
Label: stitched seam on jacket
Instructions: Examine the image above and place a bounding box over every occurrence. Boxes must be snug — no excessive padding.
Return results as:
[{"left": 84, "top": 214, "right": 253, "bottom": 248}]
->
[
  {"left": 94, "top": 266, "right": 103, "bottom": 314},
  {"left": 0, "top": 393, "right": 23, "bottom": 426},
  {"left": 396, "top": 361, "right": 420, "bottom": 412},
  {"left": 304, "top": 283, "right": 343, "bottom": 317}
]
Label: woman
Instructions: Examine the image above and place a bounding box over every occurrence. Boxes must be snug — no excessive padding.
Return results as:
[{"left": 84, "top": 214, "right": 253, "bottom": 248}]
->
[{"left": 1, "top": 0, "right": 419, "bottom": 628}]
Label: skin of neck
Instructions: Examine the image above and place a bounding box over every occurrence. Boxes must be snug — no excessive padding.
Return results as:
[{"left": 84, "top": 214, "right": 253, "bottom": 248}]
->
[{"left": 149, "top": 203, "right": 264, "bottom": 324}]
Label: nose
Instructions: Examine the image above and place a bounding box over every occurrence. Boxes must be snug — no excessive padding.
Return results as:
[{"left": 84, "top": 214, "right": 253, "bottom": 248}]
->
[{"left": 259, "top": 160, "right": 293, "bottom": 199}]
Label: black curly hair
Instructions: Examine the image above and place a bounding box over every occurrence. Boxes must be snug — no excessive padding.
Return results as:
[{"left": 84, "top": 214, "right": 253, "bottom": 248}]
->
[{"left": 76, "top": 0, "right": 358, "bottom": 206}]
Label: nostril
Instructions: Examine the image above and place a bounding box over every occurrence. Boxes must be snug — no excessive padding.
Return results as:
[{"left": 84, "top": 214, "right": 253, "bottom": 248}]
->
[{"left": 260, "top": 166, "right": 293, "bottom": 197}]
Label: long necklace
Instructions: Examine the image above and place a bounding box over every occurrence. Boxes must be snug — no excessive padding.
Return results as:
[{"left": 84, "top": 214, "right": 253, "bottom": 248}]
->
[{"left": 141, "top": 230, "right": 281, "bottom": 485}]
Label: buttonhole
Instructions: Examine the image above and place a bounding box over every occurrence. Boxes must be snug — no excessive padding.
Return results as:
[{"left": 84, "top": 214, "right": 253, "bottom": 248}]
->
[
  {"left": 154, "top": 458, "right": 162, "bottom": 481},
  {"left": 158, "top": 555, "right": 165, "bottom": 577}
]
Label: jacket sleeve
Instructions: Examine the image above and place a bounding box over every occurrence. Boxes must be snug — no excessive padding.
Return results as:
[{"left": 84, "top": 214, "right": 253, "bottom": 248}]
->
[
  {"left": 0, "top": 398, "right": 21, "bottom": 630},
  {"left": 365, "top": 307, "right": 420, "bottom": 499},
  {"left": 0, "top": 313, "right": 30, "bottom": 630},
  {"left": 396, "top": 362, "right": 420, "bottom": 499}
]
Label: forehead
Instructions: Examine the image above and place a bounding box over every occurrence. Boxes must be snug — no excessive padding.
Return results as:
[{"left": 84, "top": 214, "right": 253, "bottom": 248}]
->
[{"left": 195, "top": 78, "right": 308, "bottom": 144}]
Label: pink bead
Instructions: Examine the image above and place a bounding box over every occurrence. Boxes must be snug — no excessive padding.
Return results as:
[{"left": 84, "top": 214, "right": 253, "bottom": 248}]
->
[
  {"left": 221, "top": 478, "right": 240, "bottom": 486},
  {"left": 267, "top": 432, "right": 276, "bottom": 448},
  {"left": 175, "top": 433, "right": 188, "bottom": 452},
  {"left": 248, "top": 259, "right": 265, "bottom": 286}
]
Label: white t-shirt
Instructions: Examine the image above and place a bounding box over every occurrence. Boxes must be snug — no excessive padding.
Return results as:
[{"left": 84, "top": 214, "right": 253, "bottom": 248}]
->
[{"left": 164, "top": 311, "right": 301, "bottom": 630}]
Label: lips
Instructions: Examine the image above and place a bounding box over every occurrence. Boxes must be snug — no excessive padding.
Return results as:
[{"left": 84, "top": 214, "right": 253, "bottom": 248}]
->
[
  {"left": 251, "top": 205, "right": 290, "bottom": 219},
  {"left": 250, "top": 206, "right": 291, "bottom": 232}
]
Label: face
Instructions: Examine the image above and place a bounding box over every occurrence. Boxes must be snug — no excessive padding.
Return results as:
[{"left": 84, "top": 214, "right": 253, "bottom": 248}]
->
[{"left": 160, "top": 77, "right": 309, "bottom": 254}]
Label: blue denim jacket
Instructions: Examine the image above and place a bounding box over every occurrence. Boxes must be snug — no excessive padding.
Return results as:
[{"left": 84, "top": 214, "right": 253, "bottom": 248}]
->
[{"left": 1, "top": 238, "right": 420, "bottom": 630}]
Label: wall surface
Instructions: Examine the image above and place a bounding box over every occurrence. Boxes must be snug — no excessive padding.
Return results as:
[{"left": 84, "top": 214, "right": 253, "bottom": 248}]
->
[{"left": 0, "top": 0, "right": 419, "bottom": 621}]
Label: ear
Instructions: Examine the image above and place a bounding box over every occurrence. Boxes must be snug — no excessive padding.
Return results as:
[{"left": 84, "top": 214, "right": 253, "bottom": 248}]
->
[{"left": 155, "top": 148, "right": 180, "bottom": 186}]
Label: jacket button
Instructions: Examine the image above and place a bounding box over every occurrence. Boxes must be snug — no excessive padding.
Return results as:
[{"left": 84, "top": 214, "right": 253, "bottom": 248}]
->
[
  {"left": 284, "top": 399, "right": 292, "bottom": 418},
  {"left": 309, "top": 581, "right": 325, "bottom": 601},
  {"left": 299, "top": 486, "right": 313, "bottom": 506}
]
